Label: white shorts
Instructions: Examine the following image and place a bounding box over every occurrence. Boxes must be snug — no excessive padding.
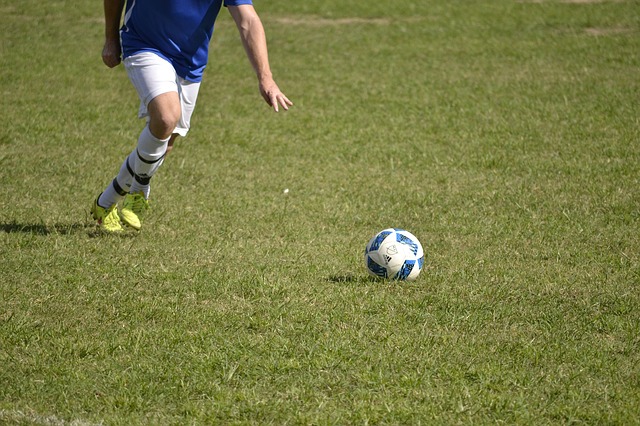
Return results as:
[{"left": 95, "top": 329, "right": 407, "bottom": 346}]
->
[{"left": 124, "top": 52, "right": 201, "bottom": 137}]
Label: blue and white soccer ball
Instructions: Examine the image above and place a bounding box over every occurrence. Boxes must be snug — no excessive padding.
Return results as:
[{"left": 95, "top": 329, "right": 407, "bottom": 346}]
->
[{"left": 364, "top": 228, "right": 425, "bottom": 281}]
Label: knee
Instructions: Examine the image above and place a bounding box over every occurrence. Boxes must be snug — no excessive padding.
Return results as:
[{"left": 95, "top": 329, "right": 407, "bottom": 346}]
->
[
  {"left": 158, "top": 112, "right": 180, "bottom": 136},
  {"left": 148, "top": 93, "right": 181, "bottom": 139},
  {"left": 150, "top": 110, "right": 180, "bottom": 139}
]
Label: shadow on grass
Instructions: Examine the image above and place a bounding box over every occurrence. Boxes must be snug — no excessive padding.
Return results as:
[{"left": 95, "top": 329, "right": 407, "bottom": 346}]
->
[
  {"left": 1, "top": 221, "right": 137, "bottom": 238},
  {"left": 1, "top": 221, "right": 87, "bottom": 235}
]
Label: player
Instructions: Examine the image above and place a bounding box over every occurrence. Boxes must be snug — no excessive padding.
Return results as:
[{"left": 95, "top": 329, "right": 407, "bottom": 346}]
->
[{"left": 92, "top": 0, "right": 292, "bottom": 232}]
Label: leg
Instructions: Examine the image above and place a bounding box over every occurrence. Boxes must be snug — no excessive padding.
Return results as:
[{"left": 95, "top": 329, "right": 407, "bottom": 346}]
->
[
  {"left": 125, "top": 77, "right": 199, "bottom": 221},
  {"left": 130, "top": 75, "right": 198, "bottom": 194},
  {"left": 118, "top": 96, "right": 178, "bottom": 229},
  {"left": 95, "top": 54, "right": 181, "bottom": 229},
  {"left": 98, "top": 103, "right": 176, "bottom": 214}
]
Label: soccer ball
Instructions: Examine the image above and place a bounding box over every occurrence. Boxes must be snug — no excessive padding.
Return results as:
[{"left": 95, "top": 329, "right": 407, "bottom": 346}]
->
[{"left": 364, "top": 228, "right": 425, "bottom": 281}]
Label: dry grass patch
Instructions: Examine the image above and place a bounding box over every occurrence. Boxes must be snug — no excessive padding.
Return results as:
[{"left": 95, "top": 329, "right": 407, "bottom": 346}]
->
[
  {"left": 516, "top": 0, "right": 627, "bottom": 3},
  {"left": 561, "top": 0, "right": 626, "bottom": 3},
  {"left": 584, "top": 26, "right": 636, "bottom": 35}
]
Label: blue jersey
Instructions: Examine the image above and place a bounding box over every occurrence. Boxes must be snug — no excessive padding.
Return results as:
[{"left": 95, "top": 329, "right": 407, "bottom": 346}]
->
[{"left": 121, "top": 0, "right": 253, "bottom": 82}]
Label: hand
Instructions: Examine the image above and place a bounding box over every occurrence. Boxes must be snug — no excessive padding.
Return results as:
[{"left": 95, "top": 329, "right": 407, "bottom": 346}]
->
[
  {"left": 102, "top": 38, "right": 122, "bottom": 68},
  {"left": 259, "top": 78, "right": 293, "bottom": 112}
]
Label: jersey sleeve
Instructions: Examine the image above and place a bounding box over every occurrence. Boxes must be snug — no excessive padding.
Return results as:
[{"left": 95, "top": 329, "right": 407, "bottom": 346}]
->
[{"left": 223, "top": 0, "right": 253, "bottom": 5}]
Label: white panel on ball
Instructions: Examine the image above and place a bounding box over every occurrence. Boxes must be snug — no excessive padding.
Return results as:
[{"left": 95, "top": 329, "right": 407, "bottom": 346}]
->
[{"left": 364, "top": 228, "right": 425, "bottom": 281}]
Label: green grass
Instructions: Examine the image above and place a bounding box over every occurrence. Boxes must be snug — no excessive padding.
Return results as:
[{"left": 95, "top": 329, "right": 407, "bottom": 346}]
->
[{"left": 1, "top": 0, "right": 639, "bottom": 424}]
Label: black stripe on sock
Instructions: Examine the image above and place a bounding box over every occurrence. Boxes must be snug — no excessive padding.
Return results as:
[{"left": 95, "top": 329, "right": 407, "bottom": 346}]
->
[
  {"left": 96, "top": 192, "right": 110, "bottom": 209},
  {"left": 112, "top": 178, "right": 127, "bottom": 196},
  {"left": 134, "top": 174, "right": 151, "bottom": 185},
  {"left": 126, "top": 157, "right": 135, "bottom": 177},
  {"left": 136, "top": 149, "right": 165, "bottom": 164}
]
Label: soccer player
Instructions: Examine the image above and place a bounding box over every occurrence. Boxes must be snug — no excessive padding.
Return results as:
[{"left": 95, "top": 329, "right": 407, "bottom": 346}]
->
[{"left": 92, "top": 0, "right": 293, "bottom": 232}]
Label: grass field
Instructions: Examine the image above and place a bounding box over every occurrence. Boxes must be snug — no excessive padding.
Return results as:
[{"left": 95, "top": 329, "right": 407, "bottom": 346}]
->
[{"left": 1, "top": 0, "right": 639, "bottom": 424}]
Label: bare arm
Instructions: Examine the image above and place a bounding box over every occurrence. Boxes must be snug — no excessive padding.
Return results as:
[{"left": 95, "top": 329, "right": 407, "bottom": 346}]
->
[
  {"left": 102, "top": 0, "right": 126, "bottom": 68},
  {"left": 228, "top": 5, "right": 292, "bottom": 112}
]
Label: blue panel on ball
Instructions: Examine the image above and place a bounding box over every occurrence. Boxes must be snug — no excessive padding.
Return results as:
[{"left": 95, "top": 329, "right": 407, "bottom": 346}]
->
[
  {"left": 395, "top": 259, "right": 415, "bottom": 280},
  {"left": 396, "top": 233, "right": 419, "bottom": 255},
  {"left": 369, "top": 230, "right": 392, "bottom": 252},
  {"left": 417, "top": 256, "right": 425, "bottom": 269},
  {"left": 367, "top": 256, "right": 387, "bottom": 278}
]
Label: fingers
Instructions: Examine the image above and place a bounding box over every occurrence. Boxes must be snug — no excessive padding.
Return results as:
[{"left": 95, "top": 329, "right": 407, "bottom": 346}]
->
[
  {"left": 259, "top": 78, "right": 293, "bottom": 112},
  {"left": 266, "top": 90, "right": 293, "bottom": 112},
  {"left": 277, "top": 94, "right": 293, "bottom": 112}
]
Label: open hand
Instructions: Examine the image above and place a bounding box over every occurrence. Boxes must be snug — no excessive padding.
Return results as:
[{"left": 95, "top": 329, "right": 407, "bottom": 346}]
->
[{"left": 259, "top": 78, "right": 293, "bottom": 112}]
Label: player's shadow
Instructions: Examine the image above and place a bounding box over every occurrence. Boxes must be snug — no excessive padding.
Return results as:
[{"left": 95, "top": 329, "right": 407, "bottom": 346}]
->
[
  {"left": 2, "top": 221, "right": 94, "bottom": 236},
  {"left": 1, "top": 221, "right": 138, "bottom": 238}
]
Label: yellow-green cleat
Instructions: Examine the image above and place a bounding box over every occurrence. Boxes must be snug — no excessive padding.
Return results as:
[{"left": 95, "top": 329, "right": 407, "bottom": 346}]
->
[
  {"left": 91, "top": 198, "right": 124, "bottom": 233},
  {"left": 120, "top": 192, "right": 150, "bottom": 230}
]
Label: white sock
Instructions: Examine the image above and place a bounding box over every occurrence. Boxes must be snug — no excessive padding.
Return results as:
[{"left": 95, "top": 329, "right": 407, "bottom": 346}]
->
[
  {"left": 97, "top": 152, "right": 136, "bottom": 209},
  {"left": 130, "top": 179, "right": 152, "bottom": 199},
  {"left": 133, "top": 125, "right": 169, "bottom": 178}
]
